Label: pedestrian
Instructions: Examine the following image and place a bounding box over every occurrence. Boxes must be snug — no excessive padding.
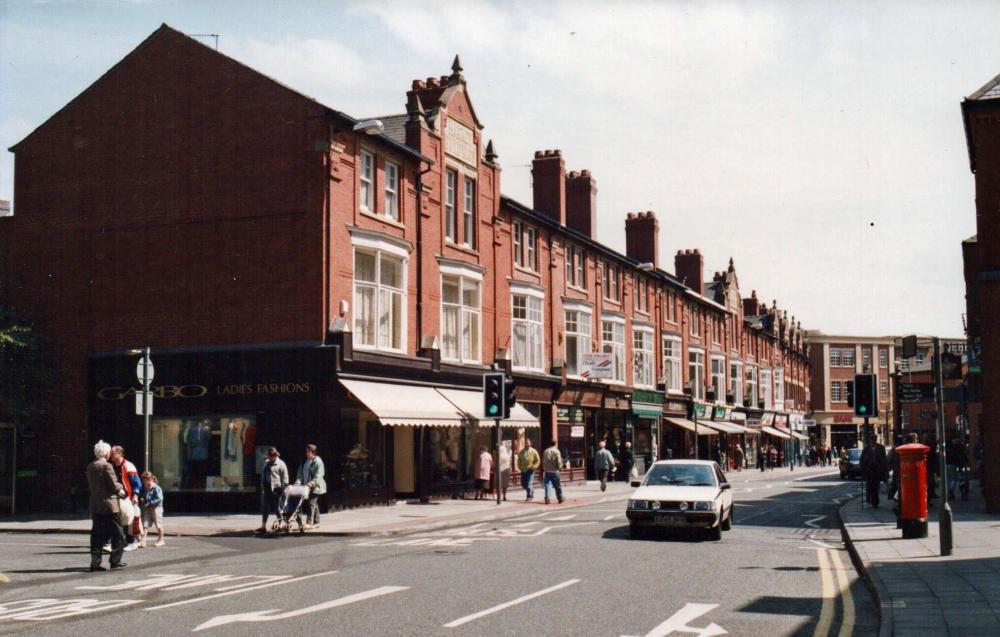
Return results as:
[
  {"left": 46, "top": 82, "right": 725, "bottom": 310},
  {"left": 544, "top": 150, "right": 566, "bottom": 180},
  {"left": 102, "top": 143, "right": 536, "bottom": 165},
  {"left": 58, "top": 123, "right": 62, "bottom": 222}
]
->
[
  {"left": 886, "top": 436, "right": 902, "bottom": 503},
  {"left": 768, "top": 445, "right": 778, "bottom": 470},
  {"left": 594, "top": 440, "right": 616, "bottom": 492},
  {"left": 109, "top": 445, "right": 142, "bottom": 552},
  {"left": 139, "top": 471, "right": 165, "bottom": 548},
  {"left": 473, "top": 446, "right": 492, "bottom": 500},
  {"left": 257, "top": 447, "right": 288, "bottom": 534},
  {"left": 757, "top": 445, "right": 767, "bottom": 472},
  {"left": 620, "top": 441, "right": 635, "bottom": 481},
  {"left": 860, "top": 436, "right": 888, "bottom": 508},
  {"left": 733, "top": 444, "right": 744, "bottom": 472},
  {"left": 498, "top": 442, "right": 511, "bottom": 501},
  {"left": 295, "top": 444, "right": 326, "bottom": 528},
  {"left": 517, "top": 439, "right": 540, "bottom": 501},
  {"left": 87, "top": 440, "right": 127, "bottom": 571},
  {"left": 542, "top": 439, "right": 565, "bottom": 504}
]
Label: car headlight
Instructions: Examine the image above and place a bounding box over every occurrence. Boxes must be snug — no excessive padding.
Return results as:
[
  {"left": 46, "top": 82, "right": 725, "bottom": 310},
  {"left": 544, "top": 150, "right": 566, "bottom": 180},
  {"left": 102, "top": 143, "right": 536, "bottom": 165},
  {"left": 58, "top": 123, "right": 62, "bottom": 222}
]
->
[
  {"left": 690, "top": 501, "right": 716, "bottom": 512},
  {"left": 628, "top": 499, "right": 649, "bottom": 510}
]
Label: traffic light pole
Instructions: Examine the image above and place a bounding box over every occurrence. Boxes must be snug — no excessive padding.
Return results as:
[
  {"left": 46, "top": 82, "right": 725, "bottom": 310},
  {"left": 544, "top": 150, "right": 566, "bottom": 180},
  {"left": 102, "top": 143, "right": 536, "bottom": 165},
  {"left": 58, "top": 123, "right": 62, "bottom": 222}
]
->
[
  {"left": 143, "top": 346, "right": 151, "bottom": 474},
  {"left": 495, "top": 418, "right": 502, "bottom": 506},
  {"left": 933, "top": 337, "right": 953, "bottom": 555}
]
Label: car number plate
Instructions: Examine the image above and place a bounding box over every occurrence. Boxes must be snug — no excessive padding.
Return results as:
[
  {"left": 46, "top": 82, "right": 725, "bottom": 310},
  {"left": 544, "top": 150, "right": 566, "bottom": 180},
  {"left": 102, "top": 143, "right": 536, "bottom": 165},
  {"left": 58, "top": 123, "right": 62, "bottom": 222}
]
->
[{"left": 654, "top": 515, "right": 686, "bottom": 526}]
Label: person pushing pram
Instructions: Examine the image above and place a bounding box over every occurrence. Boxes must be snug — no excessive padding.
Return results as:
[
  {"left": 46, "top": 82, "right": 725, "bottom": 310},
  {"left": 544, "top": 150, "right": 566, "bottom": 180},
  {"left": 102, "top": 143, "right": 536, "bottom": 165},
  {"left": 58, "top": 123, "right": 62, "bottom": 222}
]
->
[{"left": 294, "top": 444, "right": 326, "bottom": 529}]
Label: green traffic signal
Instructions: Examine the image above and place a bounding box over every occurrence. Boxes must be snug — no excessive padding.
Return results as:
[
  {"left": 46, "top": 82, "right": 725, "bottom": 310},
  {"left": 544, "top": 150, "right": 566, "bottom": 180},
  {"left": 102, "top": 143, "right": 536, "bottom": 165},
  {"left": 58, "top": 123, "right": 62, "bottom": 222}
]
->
[{"left": 487, "top": 404, "right": 498, "bottom": 415}]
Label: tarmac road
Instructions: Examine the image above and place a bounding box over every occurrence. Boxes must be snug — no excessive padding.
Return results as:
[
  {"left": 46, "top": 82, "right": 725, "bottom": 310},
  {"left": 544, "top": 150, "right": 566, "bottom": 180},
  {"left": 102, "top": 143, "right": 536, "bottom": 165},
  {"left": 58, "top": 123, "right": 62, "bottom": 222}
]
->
[{"left": 0, "top": 469, "right": 876, "bottom": 636}]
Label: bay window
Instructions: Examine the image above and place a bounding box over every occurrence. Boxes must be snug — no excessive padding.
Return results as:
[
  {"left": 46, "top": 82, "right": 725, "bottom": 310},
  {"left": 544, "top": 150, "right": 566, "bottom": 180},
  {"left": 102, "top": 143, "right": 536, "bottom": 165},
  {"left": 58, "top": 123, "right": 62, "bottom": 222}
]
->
[
  {"left": 661, "top": 336, "right": 682, "bottom": 393},
  {"left": 512, "top": 288, "right": 544, "bottom": 371},
  {"left": 711, "top": 355, "right": 726, "bottom": 403},
  {"left": 441, "top": 273, "right": 480, "bottom": 363},
  {"left": 564, "top": 307, "right": 592, "bottom": 377},
  {"left": 760, "top": 368, "right": 773, "bottom": 409},
  {"left": 730, "top": 360, "right": 743, "bottom": 405},
  {"left": 633, "top": 327, "right": 655, "bottom": 388},
  {"left": 745, "top": 364, "right": 758, "bottom": 406},
  {"left": 774, "top": 368, "right": 785, "bottom": 409},
  {"left": 601, "top": 316, "right": 626, "bottom": 383}
]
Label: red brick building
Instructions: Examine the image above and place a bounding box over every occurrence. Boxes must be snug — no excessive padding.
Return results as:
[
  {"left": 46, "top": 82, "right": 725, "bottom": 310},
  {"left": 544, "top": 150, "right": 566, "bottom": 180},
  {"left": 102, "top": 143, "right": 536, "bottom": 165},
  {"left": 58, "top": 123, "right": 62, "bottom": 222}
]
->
[
  {"left": 962, "top": 72, "right": 1000, "bottom": 512},
  {"left": 1, "top": 25, "right": 810, "bottom": 511}
]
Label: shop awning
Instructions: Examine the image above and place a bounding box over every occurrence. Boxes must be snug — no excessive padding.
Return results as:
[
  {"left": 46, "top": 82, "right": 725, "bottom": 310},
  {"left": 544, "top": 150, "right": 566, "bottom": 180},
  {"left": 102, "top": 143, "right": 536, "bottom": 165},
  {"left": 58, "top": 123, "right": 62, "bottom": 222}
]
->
[
  {"left": 340, "top": 379, "right": 464, "bottom": 427},
  {"left": 761, "top": 425, "right": 792, "bottom": 439},
  {"left": 695, "top": 421, "right": 724, "bottom": 436},
  {"left": 789, "top": 430, "right": 810, "bottom": 441},
  {"left": 714, "top": 420, "right": 759, "bottom": 435},
  {"left": 436, "top": 388, "right": 540, "bottom": 428},
  {"left": 664, "top": 417, "right": 697, "bottom": 432},
  {"left": 706, "top": 420, "right": 748, "bottom": 435},
  {"left": 632, "top": 403, "right": 663, "bottom": 419}
]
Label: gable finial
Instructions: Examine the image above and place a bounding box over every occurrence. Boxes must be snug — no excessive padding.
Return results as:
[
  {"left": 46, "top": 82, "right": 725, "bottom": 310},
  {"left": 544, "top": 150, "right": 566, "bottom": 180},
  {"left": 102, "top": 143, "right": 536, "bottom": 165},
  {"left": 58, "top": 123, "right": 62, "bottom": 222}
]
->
[{"left": 485, "top": 139, "right": 498, "bottom": 163}]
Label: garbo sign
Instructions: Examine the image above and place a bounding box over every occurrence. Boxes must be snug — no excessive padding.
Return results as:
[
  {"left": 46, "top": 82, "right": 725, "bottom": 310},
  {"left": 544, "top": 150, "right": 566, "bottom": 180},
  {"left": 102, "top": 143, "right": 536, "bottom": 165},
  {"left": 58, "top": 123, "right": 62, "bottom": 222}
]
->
[{"left": 98, "top": 382, "right": 311, "bottom": 400}]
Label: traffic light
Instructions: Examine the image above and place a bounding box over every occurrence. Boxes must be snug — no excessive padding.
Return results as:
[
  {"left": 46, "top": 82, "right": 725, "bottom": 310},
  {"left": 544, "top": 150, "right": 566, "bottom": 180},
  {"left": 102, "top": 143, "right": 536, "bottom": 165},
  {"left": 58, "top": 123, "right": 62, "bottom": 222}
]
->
[
  {"left": 503, "top": 376, "right": 517, "bottom": 419},
  {"left": 845, "top": 381, "right": 854, "bottom": 408},
  {"left": 483, "top": 372, "right": 505, "bottom": 419},
  {"left": 853, "top": 374, "right": 878, "bottom": 417}
]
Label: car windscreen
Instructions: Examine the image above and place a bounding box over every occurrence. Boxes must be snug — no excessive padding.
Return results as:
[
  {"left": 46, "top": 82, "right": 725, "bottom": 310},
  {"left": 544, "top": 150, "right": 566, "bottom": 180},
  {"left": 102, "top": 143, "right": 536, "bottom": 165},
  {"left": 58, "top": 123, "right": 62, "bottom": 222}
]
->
[
  {"left": 644, "top": 464, "right": 717, "bottom": 487},
  {"left": 847, "top": 449, "right": 863, "bottom": 461}
]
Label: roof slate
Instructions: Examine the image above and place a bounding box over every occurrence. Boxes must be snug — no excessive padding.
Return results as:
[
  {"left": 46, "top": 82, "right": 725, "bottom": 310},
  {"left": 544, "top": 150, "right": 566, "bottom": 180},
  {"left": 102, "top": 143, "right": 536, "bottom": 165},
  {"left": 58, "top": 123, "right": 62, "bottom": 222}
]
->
[{"left": 968, "top": 72, "right": 1000, "bottom": 101}]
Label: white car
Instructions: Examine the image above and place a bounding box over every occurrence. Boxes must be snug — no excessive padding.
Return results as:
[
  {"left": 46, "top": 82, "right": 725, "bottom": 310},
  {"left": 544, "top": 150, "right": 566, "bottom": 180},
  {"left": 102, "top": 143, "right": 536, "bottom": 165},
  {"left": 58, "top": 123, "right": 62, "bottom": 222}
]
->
[{"left": 625, "top": 459, "right": 734, "bottom": 540}]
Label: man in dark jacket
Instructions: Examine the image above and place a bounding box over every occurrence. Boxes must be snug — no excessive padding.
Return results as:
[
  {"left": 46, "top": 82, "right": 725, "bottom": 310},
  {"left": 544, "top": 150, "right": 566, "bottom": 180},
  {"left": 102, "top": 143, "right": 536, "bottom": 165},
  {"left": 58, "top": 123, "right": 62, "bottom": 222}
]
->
[
  {"left": 860, "top": 436, "right": 889, "bottom": 508},
  {"left": 86, "top": 440, "right": 127, "bottom": 571}
]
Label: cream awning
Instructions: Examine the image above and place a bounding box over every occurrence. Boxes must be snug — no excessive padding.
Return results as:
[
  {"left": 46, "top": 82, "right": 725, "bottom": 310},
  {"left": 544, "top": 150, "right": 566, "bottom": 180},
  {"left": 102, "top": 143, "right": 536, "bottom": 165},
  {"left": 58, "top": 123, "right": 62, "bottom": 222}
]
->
[
  {"left": 436, "top": 387, "right": 540, "bottom": 428},
  {"left": 340, "top": 379, "right": 464, "bottom": 427},
  {"left": 704, "top": 420, "right": 746, "bottom": 435},
  {"left": 761, "top": 425, "right": 792, "bottom": 439},
  {"left": 715, "top": 420, "right": 759, "bottom": 435},
  {"left": 664, "top": 417, "right": 697, "bottom": 432}
]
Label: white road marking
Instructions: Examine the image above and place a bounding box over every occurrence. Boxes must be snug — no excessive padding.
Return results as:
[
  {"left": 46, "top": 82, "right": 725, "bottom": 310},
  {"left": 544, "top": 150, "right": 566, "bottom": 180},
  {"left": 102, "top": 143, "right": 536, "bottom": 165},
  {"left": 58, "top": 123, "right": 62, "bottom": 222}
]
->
[
  {"left": 803, "top": 515, "right": 827, "bottom": 528},
  {"left": 603, "top": 514, "right": 622, "bottom": 521},
  {"left": 511, "top": 521, "right": 540, "bottom": 528},
  {"left": 78, "top": 574, "right": 290, "bottom": 592},
  {"left": 829, "top": 550, "right": 856, "bottom": 637},
  {"left": 145, "top": 570, "right": 338, "bottom": 611},
  {"left": 805, "top": 538, "right": 838, "bottom": 550},
  {"left": 621, "top": 603, "right": 727, "bottom": 637},
  {"left": 814, "top": 549, "right": 836, "bottom": 637},
  {"left": 443, "top": 579, "right": 581, "bottom": 628},
  {"left": 0, "top": 573, "right": 8, "bottom": 583},
  {"left": 0, "top": 598, "right": 141, "bottom": 621},
  {"left": 547, "top": 514, "right": 577, "bottom": 521},
  {"left": 193, "top": 585, "right": 408, "bottom": 631}
]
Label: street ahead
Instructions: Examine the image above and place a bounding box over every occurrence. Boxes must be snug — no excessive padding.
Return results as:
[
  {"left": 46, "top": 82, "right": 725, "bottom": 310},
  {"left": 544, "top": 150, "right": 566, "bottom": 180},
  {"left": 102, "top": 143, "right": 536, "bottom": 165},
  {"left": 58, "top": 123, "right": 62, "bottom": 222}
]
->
[{"left": 0, "top": 469, "right": 876, "bottom": 637}]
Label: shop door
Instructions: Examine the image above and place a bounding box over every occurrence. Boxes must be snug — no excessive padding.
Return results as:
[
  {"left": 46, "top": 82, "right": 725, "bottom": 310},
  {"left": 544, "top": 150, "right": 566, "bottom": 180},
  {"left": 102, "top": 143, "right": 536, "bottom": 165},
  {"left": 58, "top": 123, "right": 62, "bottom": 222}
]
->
[
  {"left": 0, "top": 424, "right": 14, "bottom": 515},
  {"left": 394, "top": 427, "right": 415, "bottom": 495}
]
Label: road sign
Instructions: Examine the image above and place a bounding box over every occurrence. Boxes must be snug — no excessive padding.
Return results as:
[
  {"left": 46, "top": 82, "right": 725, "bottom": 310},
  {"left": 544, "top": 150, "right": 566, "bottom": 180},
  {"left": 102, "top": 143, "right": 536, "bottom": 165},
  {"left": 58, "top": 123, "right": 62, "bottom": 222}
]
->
[
  {"left": 581, "top": 352, "right": 613, "bottom": 379},
  {"left": 900, "top": 382, "right": 935, "bottom": 403},
  {"left": 136, "top": 357, "right": 154, "bottom": 383},
  {"left": 135, "top": 391, "right": 153, "bottom": 416}
]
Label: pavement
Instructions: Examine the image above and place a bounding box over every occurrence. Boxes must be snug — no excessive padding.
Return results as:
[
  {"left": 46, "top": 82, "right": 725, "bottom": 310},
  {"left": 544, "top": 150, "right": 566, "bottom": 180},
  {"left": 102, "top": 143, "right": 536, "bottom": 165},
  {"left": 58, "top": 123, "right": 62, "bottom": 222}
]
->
[
  {"left": 839, "top": 481, "right": 1000, "bottom": 637},
  {"left": 0, "top": 463, "right": 826, "bottom": 538}
]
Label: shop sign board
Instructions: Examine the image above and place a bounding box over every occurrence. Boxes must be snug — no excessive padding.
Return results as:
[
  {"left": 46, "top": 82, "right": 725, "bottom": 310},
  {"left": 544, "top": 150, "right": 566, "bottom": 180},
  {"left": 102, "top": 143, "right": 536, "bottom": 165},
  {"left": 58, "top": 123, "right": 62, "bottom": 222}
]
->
[
  {"left": 581, "top": 353, "right": 613, "bottom": 379},
  {"left": 692, "top": 403, "right": 709, "bottom": 419},
  {"left": 712, "top": 406, "right": 727, "bottom": 420},
  {"left": 664, "top": 400, "right": 687, "bottom": 414},
  {"left": 134, "top": 391, "right": 153, "bottom": 416},
  {"left": 834, "top": 414, "right": 855, "bottom": 423},
  {"left": 570, "top": 425, "right": 584, "bottom": 438},
  {"left": 761, "top": 412, "right": 775, "bottom": 426},
  {"left": 632, "top": 389, "right": 664, "bottom": 405},
  {"left": 900, "top": 383, "right": 934, "bottom": 403}
]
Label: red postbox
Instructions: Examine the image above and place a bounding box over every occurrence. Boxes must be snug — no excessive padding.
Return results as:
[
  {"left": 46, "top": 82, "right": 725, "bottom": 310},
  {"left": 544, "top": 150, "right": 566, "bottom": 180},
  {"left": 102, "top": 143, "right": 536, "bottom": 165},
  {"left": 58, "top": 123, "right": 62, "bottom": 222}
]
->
[{"left": 896, "top": 443, "right": 929, "bottom": 538}]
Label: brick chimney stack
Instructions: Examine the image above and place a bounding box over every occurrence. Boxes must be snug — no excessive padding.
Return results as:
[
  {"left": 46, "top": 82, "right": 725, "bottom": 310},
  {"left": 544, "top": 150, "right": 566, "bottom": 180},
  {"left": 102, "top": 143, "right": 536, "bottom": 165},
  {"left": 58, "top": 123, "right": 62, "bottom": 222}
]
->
[
  {"left": 566, "top": 169, "right": 598, "bottom": 237},
  {"left": 532, "top": 150, "right": 566, "bottom": 225},
  {"left": 625, "top": 211, "right": 659, "bottom": 267},
  {"left": 743, "top": 290, "right": 761, "bottom": 316},
  {"left": 675, "top": 249, "right": 704, "bottom": 294}
]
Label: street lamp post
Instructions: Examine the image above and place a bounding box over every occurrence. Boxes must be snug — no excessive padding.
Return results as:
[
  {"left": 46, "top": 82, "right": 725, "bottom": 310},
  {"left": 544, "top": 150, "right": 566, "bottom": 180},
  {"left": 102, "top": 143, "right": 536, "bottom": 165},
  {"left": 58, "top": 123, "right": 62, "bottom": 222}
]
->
[{"left": 933, "top": 337, "right": 953, "bottom": 555}]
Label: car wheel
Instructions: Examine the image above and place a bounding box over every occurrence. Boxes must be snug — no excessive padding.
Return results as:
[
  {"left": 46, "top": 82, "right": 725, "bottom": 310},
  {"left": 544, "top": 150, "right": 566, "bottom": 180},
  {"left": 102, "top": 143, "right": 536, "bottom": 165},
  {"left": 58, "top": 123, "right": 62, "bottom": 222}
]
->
[
  {"left": 708, "top": 521, "right": 722, "bottom": 541},
  {"left": 721, "top": 507, "right": 732, "bottom": 531}
]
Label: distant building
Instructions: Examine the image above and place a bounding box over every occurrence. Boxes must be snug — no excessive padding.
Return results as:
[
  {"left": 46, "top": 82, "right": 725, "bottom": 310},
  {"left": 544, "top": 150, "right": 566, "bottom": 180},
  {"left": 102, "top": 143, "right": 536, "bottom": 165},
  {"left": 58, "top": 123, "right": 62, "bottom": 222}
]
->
[
  {"left": 961, "top": 71, "right": 1000, "bottom": 512},
  {"left": 806, "top": 332, "right": 896, "bottom": 450}
]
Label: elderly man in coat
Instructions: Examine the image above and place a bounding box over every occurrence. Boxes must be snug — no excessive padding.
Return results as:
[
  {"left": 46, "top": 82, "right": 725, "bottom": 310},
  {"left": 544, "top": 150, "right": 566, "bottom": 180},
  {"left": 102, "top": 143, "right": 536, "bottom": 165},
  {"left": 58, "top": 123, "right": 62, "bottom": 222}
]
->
[
  {"left": 87, "top": 440, "right": 128, "bottom": 571},
  {"left": 296, "top": 444, "right": 326, "bottom": 528}
]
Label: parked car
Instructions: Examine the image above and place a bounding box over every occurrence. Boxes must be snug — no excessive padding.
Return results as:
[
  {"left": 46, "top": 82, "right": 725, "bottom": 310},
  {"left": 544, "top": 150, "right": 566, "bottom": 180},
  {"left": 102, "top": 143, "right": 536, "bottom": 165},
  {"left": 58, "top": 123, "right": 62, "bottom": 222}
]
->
[
  {"left": 625, "top": 460, "right": 733, "bottom": 541},
  {"left": 840, "top": 447, "right": 864, "bottom": 479}
]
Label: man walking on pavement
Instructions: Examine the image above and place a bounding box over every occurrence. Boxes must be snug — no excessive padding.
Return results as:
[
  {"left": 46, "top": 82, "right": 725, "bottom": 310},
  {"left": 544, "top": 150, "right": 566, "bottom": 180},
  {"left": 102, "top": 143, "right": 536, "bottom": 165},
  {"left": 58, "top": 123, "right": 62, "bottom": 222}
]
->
[
  {"left": 860, "top": 435, "right": 888, "bottom": 508},
  {"left": 86, "top": 440, "right": 127, "bottom": 571},
  {"left": 542, "top": 439, "right": 565, "bottom": 504},
  {"left": 619, "top": 441, "right": 635, "bottom": 481},
  {"left": 296, "top": 444, "right": 326, "bottom": 528},
  {"left": 595, "top": 440, "right": 616, "bottom": 492},
  {"left": 517, "top": 439, "right": 540, "bottom": 501}
]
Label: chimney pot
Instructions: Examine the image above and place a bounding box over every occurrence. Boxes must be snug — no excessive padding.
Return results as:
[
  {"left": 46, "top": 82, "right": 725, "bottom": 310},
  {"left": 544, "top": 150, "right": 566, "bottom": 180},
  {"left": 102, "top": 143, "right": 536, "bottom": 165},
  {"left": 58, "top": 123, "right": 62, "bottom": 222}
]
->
[
  {"left": 675, "top": 248, "right": 704, "bottom": 295},
  {"left": 439, "top": 75, "right": 449, "bottom": 84},
  {"left": 532, "top": 149, "right": 567, "bottom": 225},
  {"left": 411, "top": 79, "right": 424, "bottom": 90},
  {"left": 625, "top": 207, "right": 659, "bottom": 267},
  {"left": 534, "top": 150, "right": 544, "bottom": 159}
]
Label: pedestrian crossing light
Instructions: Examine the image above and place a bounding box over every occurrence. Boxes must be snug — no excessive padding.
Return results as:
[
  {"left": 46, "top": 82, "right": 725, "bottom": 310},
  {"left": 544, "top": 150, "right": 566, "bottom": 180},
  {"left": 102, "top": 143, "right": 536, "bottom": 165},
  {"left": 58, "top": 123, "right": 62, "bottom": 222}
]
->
[
  {"left": 503, "top": 376, "right": 517, "bottom": 419},
  {"left": 853, "top": 374, "right": 878, "bottom": 417},
  {"left": 483, "top": 372, "right": 505, "bottom": 419}
]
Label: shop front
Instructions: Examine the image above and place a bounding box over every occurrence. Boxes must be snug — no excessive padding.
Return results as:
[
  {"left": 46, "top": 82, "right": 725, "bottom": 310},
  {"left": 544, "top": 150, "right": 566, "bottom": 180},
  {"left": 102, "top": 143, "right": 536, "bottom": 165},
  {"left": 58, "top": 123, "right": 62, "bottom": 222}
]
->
[
  {"left": 554, "top": 385, "right": 602, "bottom": 484},
  {"left": 630, "top": 389, "right": 664, "bottom": 475},
  {"left": 661, "top": 397, "right": 694, "bottom": 460},
  {"left": 589, "top": 392, "right": 631, "bottom": 480}
]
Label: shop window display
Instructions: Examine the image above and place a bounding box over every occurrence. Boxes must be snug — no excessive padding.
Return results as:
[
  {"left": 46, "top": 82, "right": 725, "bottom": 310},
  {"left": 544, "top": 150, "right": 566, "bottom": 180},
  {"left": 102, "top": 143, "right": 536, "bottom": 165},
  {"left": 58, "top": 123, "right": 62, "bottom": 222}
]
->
[
  {"left": 429, "top": 427, "right": 464, "bottom": 483},
  {"left": 338, "top": 411, "right": 385, "bottom": 491},
  {"left": 151, "top": 416, "right": 256, "bottom": 493}
]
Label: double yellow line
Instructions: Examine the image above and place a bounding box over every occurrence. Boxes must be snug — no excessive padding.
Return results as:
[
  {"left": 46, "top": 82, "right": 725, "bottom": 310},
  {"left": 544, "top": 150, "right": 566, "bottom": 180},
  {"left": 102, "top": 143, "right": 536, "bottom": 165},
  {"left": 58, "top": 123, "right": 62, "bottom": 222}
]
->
[{"left": 814, "top": 548, "right": 855, "bottom": 637}]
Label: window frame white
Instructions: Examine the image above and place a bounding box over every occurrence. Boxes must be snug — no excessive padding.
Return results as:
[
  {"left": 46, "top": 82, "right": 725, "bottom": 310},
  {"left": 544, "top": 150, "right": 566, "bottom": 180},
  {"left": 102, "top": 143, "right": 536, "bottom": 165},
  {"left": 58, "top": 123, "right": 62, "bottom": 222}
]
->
[
  {"left": 830, "top": 348, "right": 841, "bottom": 367},
  {"left": 513, "top": 221, "right": 523, "bottom": 268},
  {"left": 879, "top": 348, "right": 888, "bottom": 369},
  {"left": 440, "top": 268, "right": 482, "bottom": 364},
  {"left": 745, "top": 363, "right": 758, "bottom": 406},
  {"left": 525, "top": 227, "right": 537, "bottom": 271},
  {"left": 688, "top": 348, "right": 705, "bottom": 401},
  {"left": 662, "top": 335, "right": 682, "bottom": 394},
  {"left": 352, "top": 245, "right": 407, "bottom": 354},
  {"left": 511, "top": 285, "right": 545, "bottom": 372},
  {"left": 445, "top": 169, "right": 457, "bottom": 242},
  {"left": 384, "top": 160, "right": 399, "bottom": 221},
  {"left": 831, "top": 381, "right": 842, "bottom": 402},
  {"left": 760, "top": 368, "right": 773, "bottom": 409},
  {"left": 729, "top": 360, "right": 743, "bottom": 406},
  {"left": 710, "top": 355, "right": 726, "bottom": 404},
  {"left": 601, "top": 314, "right": 626, "bottom": 383},
  {"left": 359, "top": 150, "right": 375, "bottom": 212},
  {"left": 633, "top": 326, "right": 655, "bottom": 389},
  {"left": 774, "top": 367, "right": 785, "bottom": 409},
  {"left": 462, "top": 176, "right": 475, "bottom": 248},
  {"left": 564, "top": 305, "right": 593, "bottom": 378}
]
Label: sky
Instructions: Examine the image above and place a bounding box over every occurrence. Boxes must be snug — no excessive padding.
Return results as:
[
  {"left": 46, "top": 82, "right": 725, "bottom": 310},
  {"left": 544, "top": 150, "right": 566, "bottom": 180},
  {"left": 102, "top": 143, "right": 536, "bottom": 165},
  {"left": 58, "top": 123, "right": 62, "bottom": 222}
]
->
[{"left": 2, "top": 0, "right": 998, "bottom": 339}]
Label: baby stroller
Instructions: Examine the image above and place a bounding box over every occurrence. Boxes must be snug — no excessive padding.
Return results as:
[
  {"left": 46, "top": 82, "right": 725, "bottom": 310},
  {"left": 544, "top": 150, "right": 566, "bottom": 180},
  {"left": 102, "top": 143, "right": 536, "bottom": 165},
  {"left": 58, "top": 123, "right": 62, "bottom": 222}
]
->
[{"left": 273, "top": 484, "right": 311, "bottom": 534}]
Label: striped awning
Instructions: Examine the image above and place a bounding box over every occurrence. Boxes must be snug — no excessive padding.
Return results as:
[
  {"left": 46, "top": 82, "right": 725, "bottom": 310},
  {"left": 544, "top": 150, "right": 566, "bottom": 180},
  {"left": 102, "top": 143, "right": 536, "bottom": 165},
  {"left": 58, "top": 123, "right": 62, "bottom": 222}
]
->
[
  {"left": 761, "top": 425, "right": 792, "bottom": 439},
  {"left": 664, "top": 417, "right": 697, "bottom": 432},
  {"left": 436, "top": 388, "right": 540, "bottom": 428},
  {"left": 340, "top": 379, "right": 464, "bottom": 427}
]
